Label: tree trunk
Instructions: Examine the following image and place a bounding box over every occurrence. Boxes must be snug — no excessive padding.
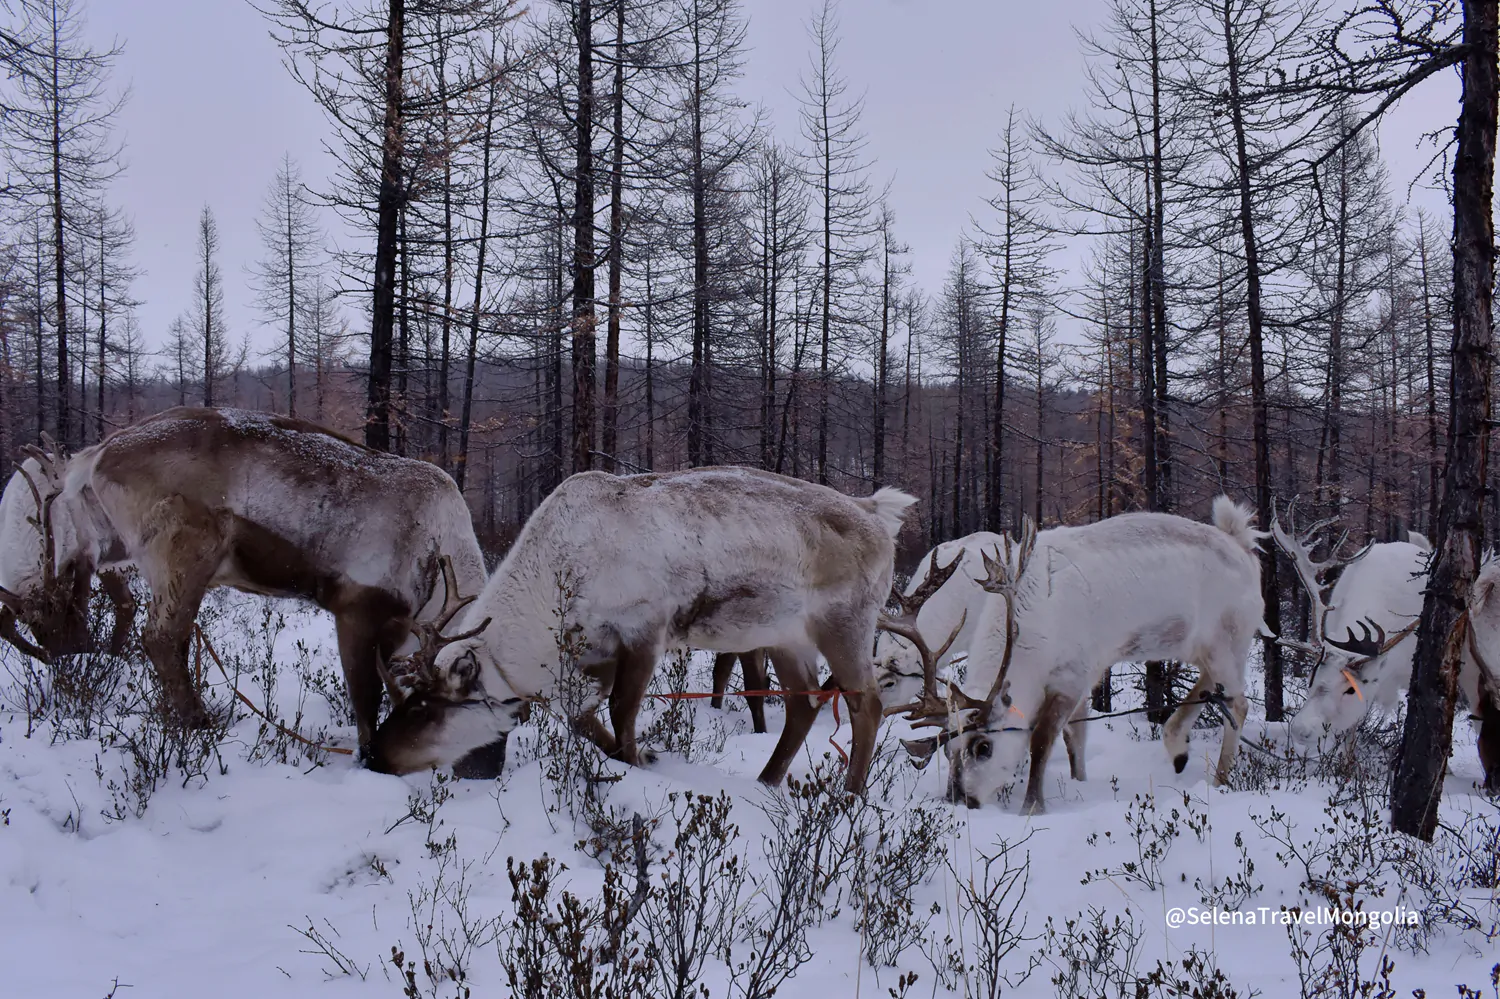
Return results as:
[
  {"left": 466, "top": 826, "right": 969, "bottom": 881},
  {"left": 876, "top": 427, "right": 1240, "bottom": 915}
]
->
[
  {"left": 366, "top": 0, "right": 404, "bottom": 452},
  {"left": 1223, "top": 1, "right": 1284, "bottom": 722},
  {"left": 687, "top": 10, "right": 710, "bottom": 467},
  {"left": 601, "top": 0, "right": 626, "bottom": 472},
  {"left": 571, "top": 0, "right": 597, "bottom": 474},
  {"left": 1392, "top": 0, "right": 1499, "bottom": 836},
  {"left": 455, "top": 61, "right": 499, "bottom": 493},
  {"left": 49, "top": 9, "right": 70, "bottom": 445}
]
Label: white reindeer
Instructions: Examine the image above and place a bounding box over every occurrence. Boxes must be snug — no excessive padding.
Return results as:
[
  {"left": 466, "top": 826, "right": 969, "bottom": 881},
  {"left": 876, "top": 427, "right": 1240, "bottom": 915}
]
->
[
  {"left": 946, "top": 498, "right": 1264, "bottom": 811},
  {"left": 0, "top": 408, "right": 487, "bottom": 759},
  {"left": 873, "top": 532, "right": 1093, "bottom": 781},
  {"left": 368, "top": 466, "right": 917, "bottom": 794},
  {"left": 1274, "top": 514, "right": 1500, "bottom": 790}
]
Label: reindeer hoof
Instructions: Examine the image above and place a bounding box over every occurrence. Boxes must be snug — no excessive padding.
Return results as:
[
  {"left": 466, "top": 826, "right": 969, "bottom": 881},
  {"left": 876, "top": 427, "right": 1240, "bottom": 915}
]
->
[{"left": 1173, "top": 752, "right": 1188, "bottom": 774}]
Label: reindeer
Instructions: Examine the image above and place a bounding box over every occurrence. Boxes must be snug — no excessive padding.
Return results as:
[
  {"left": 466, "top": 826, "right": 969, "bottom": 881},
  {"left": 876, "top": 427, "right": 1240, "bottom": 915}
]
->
[
  {"left": 368, "top": 466, "right": 917, "bottom": 794},
  {"left": 0, "top": 408, "right": 488, "bottom": 759},
  {"left": 1273, "top": 506, "right": 1500, "bottom": 790},
  {"left": 939, "top": 498, "right": 1264, "bottom": 812},
  {"left": 705, "top": 534, "right": 988, "bottom": 734}
]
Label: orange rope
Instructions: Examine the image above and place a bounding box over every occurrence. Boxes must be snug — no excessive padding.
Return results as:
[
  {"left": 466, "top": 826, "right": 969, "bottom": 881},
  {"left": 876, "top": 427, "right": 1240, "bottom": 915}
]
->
[
  {"left": 648, "top": 686, "right": 852, "bottom": 765},
  {"left": 194, "top": 627, "right": 853, "bottom": 767}
]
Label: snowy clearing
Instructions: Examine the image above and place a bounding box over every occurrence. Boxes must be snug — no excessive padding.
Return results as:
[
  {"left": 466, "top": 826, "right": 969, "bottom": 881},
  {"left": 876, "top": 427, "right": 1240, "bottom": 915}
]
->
[{"left": 2, "top": 590, "right": 1498, "bottom": 998}]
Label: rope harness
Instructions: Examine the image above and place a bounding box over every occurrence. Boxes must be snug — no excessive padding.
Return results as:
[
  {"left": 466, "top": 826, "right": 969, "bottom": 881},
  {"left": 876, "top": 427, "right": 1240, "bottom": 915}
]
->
[{"left": 649, "top": 685, "right": 852, "bottom": 764}]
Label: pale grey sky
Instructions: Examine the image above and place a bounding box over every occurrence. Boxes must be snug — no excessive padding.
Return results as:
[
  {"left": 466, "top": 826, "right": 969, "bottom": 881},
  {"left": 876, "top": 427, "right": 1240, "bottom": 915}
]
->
[{"left": 87, "top": 0, "right": 1458, "bottom": 356}]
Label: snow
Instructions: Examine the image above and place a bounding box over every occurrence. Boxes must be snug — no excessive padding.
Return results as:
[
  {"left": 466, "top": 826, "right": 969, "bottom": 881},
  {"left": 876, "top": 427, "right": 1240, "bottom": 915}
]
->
[{"left": 2, "top": 590, "right": 1497, "bottom": 998}]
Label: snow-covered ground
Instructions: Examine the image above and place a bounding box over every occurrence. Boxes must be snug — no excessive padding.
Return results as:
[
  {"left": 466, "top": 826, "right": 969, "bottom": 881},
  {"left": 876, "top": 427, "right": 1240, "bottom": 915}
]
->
[{"left": 2, "top": 591, "right": 1497, "bottom": 998}]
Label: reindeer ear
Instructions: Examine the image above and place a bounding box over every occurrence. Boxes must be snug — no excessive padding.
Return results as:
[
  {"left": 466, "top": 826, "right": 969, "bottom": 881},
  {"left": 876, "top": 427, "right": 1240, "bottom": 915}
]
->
[
  {"left": 1406, "top": 530, "right": 1432, "bottom": 552},
  {"left": 450, "top": 648, "right": 484, "bottom": 697}
]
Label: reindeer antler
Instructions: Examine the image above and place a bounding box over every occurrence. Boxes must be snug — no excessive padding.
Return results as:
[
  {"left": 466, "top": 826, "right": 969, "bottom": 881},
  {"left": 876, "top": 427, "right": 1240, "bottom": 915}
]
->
[
  {"left": 968, "top": 516, "right": 1037, "bottom": 721},
  {"left": 891, "top": 518, "right": 1038, "bottom": 766},
  {"left": 1269, "top": 497, "right": 1372, "bottom": 659},
  {"left": 387, "top": 556, "right": 492, "bottom": 702},
  {"left": 877, "top": 547, "right": 965, "bottom": 715},
  {"left": 1326, "top": 618, "right": 1387, "bottom": 659}
]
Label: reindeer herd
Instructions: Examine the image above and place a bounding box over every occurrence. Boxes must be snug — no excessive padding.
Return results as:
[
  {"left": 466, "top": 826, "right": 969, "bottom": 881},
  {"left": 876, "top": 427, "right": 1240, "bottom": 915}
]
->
[{"left": 0, "top": 407, "right": 1495, "bottom": 811}]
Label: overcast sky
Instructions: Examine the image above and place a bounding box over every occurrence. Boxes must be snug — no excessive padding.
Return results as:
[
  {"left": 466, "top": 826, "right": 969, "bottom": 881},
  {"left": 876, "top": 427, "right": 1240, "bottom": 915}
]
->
[{"left": 86, "top": 0, "right": 1459, "bottom": 356}]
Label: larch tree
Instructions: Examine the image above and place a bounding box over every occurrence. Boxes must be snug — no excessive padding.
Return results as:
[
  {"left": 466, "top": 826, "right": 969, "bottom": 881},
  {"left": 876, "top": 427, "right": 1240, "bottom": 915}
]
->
[
  {"left": 796, "top": 0, "right": 872, "bottom": 486},
  {"left": 977, "top": 105, "right": 1052, "bottom": 531},
  {"left": 252, "top": 154, "right": 323, "bottom": 418},
  {"left": 192, "top": 205, "right": 226, "bottom": 408},
  {"left": 5, "top": 0, "right": 124, "bottom": 446}
]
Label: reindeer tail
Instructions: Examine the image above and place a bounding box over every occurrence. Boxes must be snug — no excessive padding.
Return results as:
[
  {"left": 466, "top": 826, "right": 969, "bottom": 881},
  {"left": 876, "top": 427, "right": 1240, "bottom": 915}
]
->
[
  {"left": 1211, "top": 495, "right": 1266, "bottom": 553},
  {"left": 863, "top": 487, "right": 919, "bottom": 541}
]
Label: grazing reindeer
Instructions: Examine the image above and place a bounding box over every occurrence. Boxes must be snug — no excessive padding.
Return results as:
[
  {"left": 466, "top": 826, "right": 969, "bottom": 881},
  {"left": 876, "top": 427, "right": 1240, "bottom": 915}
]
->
[
  {"left": 1274, "top": 509, "right": 1500, "bottom": 790},
  {"left": 0, "top": 408, "right": 487, "bottom": 757},
  {"left": 872, "top": 533, "right": 1093, "bottom": 782},
  {"left": 369, "top": 466, "right": 917, "bottom": 794},
  {"left": 943, "top": 498, "right": 1264, "bottom": 811},
  {"left": 705, "top": 536, "right": 990, "bottom": 735}
]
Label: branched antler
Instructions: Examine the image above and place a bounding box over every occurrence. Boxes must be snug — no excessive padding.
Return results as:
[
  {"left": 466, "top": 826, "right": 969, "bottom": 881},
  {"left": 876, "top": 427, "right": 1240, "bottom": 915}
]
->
[
  {"left": 1269, "top": 497, "right": 1372, "bottom": 658},
  {"left": 387, "top": 555, "right": 491, "bottom": 702},
  {"left": 1326, "top": 617, "right": 1387, "bottom": 659},
  {"left": 970, "top": 517, "right": 1037, "bottom": 721},
  {"left": 877, "top": 547, "right": 965, "bottom": 716},
  {"left": 896, "top": 518, "right": 1038, "bottom": 767}
]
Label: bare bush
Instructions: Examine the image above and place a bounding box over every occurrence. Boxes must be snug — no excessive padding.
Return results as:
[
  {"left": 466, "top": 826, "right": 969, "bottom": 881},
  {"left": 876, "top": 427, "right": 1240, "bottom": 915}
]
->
[
  {"left": 1081, "top": 791, "right": 1187, "bottom": 892},
  {"left": 856, "top": 800, "right": 954, "bottom": 968},
  {"left": 924, "top": 833, "right": 1037, "bottom": 997},
  {"left": 1043, "top": 906, "right": 1149, "bottom": 999},
  {"left": 640, "top": 791, "right": 746, "bottom": 999},
  {"left": 293, "top": 917, "right": 369, "bottom": 981},
  {"left": 499, "top": 853, "right": 652, "bottom": 999}
]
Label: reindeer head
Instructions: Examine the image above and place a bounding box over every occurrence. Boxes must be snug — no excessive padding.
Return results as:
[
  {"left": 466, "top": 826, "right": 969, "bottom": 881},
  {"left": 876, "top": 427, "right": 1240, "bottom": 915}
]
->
[
  {"left": 879, "top": 522, "right": 1037, "bottom": 805},
  {"left": 941, "top": 520, "right": 1038, "bottom": 805},
  {"left": 0, "top": 438, "right": 94, "bottom": 661},
  {"left": 367, "top": 556, "right": 522, "bottom": 777}
]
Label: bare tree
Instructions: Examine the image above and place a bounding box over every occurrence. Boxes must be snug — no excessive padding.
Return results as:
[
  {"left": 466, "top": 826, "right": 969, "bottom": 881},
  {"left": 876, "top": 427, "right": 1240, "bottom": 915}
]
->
[
  {"left": 253, "top": 154, "right": 323, "bottom": 417},
  {"left": 5, "top": 0, "right": 125, "bottom": 445},
  {"left": 977, "top": 105, "right": 1051, "bottom": 530},
  {"left": 797, "top": 0, "right": 872, "bottom": 485},
  {"left": 192, "top": 205, "right": 226, "bottom": 407}
]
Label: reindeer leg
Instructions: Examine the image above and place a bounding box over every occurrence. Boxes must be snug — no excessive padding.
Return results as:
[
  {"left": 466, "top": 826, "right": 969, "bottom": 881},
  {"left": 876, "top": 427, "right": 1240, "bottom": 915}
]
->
[
  {"left": 742, "top": 650, "right": 769, "bottom": 734},
  {"left": 1062, "top": 698, "right": 1090, "bottom": 781},
  {"left": 98, "top": 569, "right": 138, "bottom": 656},
  {"left": 573, "top": 714, "right": 620, "bottom": 756},
  {"left": 1478, "top": 689, "right": 1500, "bottom": 795},
  {"left": 334, "top": 600, "right": 408, "bottom": 757},
  {"left": 1214, "top": 690, "right": 1249, "bottom": 786},
  {"left": 820, "top": 628, "right": 883, "bottom": 795},
  {"left": 757, "top": 648, "right": 818, "bottom": 786},
  {"left": 710, "top": 652, "right": 735, "bottom": 710},
  {"left": 1023, "top": 691, "right": 1074, "bottom": 814},
  {"left": 136, "top": 497, "right": 226, "bottom": 728},
  {"left": 1163, "top": 670, "right": 1215, "bottom": 774},
  {"left": 608, "top": 642, "right": 659, "bottom": 767}
]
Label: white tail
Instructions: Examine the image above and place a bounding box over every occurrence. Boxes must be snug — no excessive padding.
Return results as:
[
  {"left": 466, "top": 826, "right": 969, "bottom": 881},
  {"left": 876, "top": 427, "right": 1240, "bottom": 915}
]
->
[
  {"left": 863, "top": 487, "right": 919, "bottom": 540},
  {"left": 1211, "top": 495, "right": 1264, "bottom": 553}
]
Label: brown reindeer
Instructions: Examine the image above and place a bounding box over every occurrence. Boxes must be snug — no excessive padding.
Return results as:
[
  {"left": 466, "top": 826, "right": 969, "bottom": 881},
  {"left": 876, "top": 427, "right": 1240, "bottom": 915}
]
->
[{"left": 0, "top": 408, "right": 487, "bottom": 758}]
